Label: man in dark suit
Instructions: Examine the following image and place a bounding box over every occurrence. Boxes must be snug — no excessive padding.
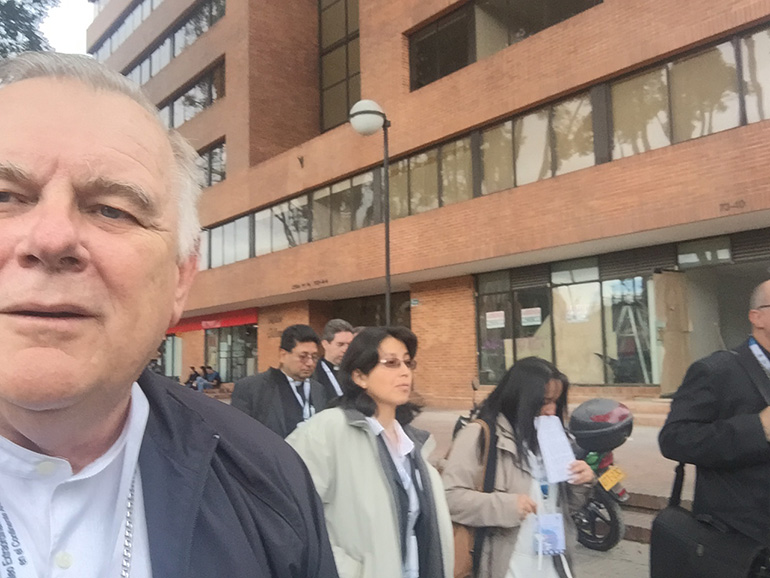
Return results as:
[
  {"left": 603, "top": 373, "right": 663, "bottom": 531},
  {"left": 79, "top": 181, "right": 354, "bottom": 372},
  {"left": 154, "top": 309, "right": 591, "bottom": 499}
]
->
[
  {"left": 313, "top": 318, "right": 354, "bottom": 401},
  {"left": 232, "top": 325, "right": 328, "bottom": 438},
  {"left": 659, "top": 280, "right": 770, "bottom": 550}
]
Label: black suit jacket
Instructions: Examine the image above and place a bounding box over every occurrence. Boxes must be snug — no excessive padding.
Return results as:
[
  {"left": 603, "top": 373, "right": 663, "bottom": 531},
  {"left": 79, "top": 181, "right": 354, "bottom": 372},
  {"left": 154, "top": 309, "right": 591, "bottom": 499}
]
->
[
  {"left": 231, "top": 367, "right": 328, "bottom": 438},
  {"left": 136, "top": 370, "right": 338, "bottom": 578},
  {"left": 659, "top": 340, "right": 770, "bottom": 544},
  {"left": 313, "top": 358, "right": 343, "bottom": 402}
]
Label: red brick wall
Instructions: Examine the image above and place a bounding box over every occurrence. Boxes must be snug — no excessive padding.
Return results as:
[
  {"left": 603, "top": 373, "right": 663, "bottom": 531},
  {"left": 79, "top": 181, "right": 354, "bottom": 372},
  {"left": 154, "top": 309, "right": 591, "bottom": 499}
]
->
[
  {"left": 410, "top": 276, "right": 478, "bottom": 408},
  {"left": 256, "top": 301, "right": 311, "bottom": 372}
]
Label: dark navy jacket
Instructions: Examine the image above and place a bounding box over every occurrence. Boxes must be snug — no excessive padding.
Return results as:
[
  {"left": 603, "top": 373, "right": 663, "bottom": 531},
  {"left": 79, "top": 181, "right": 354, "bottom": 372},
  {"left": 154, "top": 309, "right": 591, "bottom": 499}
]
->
[{"left": 136, "top": 370, "right": 339, "bottom": 577}]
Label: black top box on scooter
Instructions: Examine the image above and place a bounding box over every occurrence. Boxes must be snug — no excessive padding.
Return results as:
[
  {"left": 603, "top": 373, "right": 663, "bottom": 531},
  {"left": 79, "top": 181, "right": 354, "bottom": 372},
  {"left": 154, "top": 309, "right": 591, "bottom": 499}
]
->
[{"left": 569, "top": 398, "right": 633, "bottom": 453}]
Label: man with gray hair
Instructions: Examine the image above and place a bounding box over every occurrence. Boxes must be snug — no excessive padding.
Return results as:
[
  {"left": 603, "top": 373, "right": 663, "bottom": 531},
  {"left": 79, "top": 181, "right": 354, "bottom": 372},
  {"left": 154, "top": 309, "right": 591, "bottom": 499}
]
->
[
  {"left": 313, "top": 318, "right": 354, "bottom": 400},
  {"left": 659, "top": 280, "right": 770, "bottom": 573},
  {"left": 0, "top": 52, "right": 336, "bottom": 578}
]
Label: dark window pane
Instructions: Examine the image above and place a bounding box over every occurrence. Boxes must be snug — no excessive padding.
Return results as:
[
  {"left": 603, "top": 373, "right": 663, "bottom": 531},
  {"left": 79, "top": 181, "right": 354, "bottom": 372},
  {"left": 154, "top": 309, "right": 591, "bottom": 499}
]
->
[
  {"left": 411, "top": 26, "right": 439, "bottom": 89},
  {"left": 478, "top": 293, "right": 513, "bottom": 384},
  {"left": 514, "top": 287, "right": 552, "bottom": 361},
  {"left": 211, "top": 0, "right": 226, "bottom": 23},
  {"left": 321, "top": 0, "right": 346, "bottom": 49},
  {"left": 478, "top": 270, "right": 510, "bottom": 294},
  {"left": 211, "top": 63, "right": 226, "bottom": 100},
  {"left": 347, "top": 0, "right": 359, "bottom": 33},
  {"left": 322, "top": 45, "right": 347, "bottom": 89},
  {"left": 322, "top": 82, "right": 348, "bottom": 130},
  {"left": 348, "top": 73, "right": 361, "bottom": 110},
  {"left": 210, "top": 143, "right": 226, "bottom": 184},
  {"left": 348, "top": 36, "right": 360, "bottom": 75},
  {"left": 437, "top": 9, "right": 471, "bottom": 78}
]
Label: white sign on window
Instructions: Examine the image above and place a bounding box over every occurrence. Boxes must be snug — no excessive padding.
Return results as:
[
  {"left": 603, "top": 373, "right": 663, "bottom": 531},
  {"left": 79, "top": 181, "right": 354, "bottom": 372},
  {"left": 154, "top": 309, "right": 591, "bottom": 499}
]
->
[
  {"left": 485, "top": 310, "right": 506, "bottom": 329},
  {"left": 520, "top": 307, "right": 542, "bottom": 327}
]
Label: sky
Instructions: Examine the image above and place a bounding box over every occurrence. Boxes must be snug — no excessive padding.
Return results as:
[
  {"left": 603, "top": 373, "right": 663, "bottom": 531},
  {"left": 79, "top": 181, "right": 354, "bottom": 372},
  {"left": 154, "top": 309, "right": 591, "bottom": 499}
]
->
[{"left": 40, "top": 0, "right": 95, "bottom": 54}]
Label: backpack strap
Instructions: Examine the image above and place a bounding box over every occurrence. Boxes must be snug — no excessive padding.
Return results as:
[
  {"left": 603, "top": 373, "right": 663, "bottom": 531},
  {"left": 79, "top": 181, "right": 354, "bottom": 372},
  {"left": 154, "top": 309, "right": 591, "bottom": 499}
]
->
[{"left": 471, "top": 417, "right": 498, "bottom": 576}]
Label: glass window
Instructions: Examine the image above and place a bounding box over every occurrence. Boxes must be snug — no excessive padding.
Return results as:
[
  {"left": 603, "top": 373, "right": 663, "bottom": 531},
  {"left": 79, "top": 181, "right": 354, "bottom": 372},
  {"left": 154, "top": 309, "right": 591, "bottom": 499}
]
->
[
  {"left": 211, "top": 64, "right": 226, "bottom": 100},
  {"left": 254, "top": 209, "right": 272, "bottom": 256},
  {"left": 205, "top": 324, "right": 258, "bottom": 382},
  {"left": 210, "top": 142, "right": 226, "bottom": 184},
  {"left": 158, "top": 37, "right": 172, "bottom": 70},
  {"left": 515, "top": 109, "right": 551, "bottom": 186},
  {"left": 198, "top": 229, "right": 210, "bottom": 270},
  {"left": 331, "top": 180, "right": 353, "bottom": 236},
  {"left": 677, "top": 236, "right": 731, "bottom": 269},
  {"left": 409, "top": 149, "right": 439, "bottom": 215},
  {"left": 742, "top": 28, "right": 770, "bottom": 124},
  {"left": 389, "top": 159, "right": 409, "bottom": 220},
  {"left": 211, "top": 0, "right": 226, "bottom": 23},
  {"left": 311, "top": 187, "right": 332, "bottom": 241},
  {"left": 514, "top": 287, "right": 553, "bottom": 362},
  {"left": 552, "top": 283, "right": 604, "bottom": 383},
  {"left": 670, "top": 42, "right": 740, "bottom": 143},
  {"left": 602, "top": 277, "right": 653, "bottom": 384},
  {"left": 347, "top": 0, "right": 358, "bottom": 33},
  {"left": 272, "top": 202, "right": 291, "bottom": 252},
  {"left": 322, "top": 45, "right": 347, "bottom": 89},
  {"left": 321, "top": 0, "right": 346, "bottom": 49},
  {"left": 209, "top": 225, "right": 224, "bottom": 268},
  {"left": 612, "top": 68, "right": 671, "bottom": 159},
  {"left": 475, "top": 0, "right": 513, "bottom": 60},
  {"left": 140, "top": 59, "right": 150, "bottom": 85},
  {"left": 174, "top": 27, "right": 187, "bottom": 57},
  {"left": 158, "top": 105, "right": 171, "bottom": 128},
  {"left": 150, "top": 48, "right": 161, "bottom": 77},
  {"left": 551, "top": 257, "right": 599, "bottom": 285},
  {"left": 440, "top": 137, "right": 473, "bottom": 206},
  {"left": 478, "top": 270, "right": 510, "bottom": 294},
  {"left": 222, "top": 221, "right": 236, "bottom": 265},
  {"left": 481, "top": 121, "right": 514, "bottom": 195},
  {"left": 234, "top": 216, "right": 251, "bottom": 262},
  {"left": 478, "top": 292, "right": 513, "bottom": 384},
  {"left": 410, "top": 6, "right": 472, "bottom": 90},
  {"left": 322, "top": 82, "right": 348, "bottom": 131},
  {"left": 182, "top": 82, "right": 207, "bottom": 122},
  {"left": 351, "top": 171, "right": 378, "bottom": 230},
  {"left": 142, "top": 0, "right": 152, "bottom": 20},
  {"left": 553, "top": 93, "right": 594, "bottom": 176}
]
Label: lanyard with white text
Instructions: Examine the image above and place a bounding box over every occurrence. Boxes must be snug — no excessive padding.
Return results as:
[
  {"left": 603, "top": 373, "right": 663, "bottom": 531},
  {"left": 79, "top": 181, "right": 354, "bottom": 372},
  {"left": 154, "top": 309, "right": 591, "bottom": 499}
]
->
[
  {"left": 321, "top": 361, "right": 343, "bottom": 397},
  {"left": 749, "top": 337, "right": 770, "bottom": 380}
]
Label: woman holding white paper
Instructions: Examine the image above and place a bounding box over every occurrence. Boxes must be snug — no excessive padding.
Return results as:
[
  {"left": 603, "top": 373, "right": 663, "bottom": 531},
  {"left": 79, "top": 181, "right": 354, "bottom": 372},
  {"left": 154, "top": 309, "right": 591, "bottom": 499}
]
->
[{"left": 442, "top": 357, "right": 595, "bottom": 578}]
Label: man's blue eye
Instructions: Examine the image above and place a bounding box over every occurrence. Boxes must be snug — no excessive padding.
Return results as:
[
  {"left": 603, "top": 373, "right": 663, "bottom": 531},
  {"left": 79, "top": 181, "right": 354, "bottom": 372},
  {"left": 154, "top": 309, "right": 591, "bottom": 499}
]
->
[
  {"left": 0, "top": 192, "right": 11, "bottom": 202},
  {"left": 100, "top": 205, "right": 126, "bottom": 219}
]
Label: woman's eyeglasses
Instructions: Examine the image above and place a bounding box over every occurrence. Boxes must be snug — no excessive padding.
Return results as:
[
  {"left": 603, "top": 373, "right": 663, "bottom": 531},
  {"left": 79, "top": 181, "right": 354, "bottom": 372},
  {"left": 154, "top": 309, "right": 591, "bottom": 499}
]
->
[{"left": 378, "top": 358, "right": 417, "bottom": 370}]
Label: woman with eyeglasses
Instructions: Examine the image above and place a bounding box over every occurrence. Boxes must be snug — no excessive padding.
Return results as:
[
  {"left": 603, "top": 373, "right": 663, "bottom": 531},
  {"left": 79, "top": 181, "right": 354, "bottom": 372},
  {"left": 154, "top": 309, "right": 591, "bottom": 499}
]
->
[
  {"left": 287, "top": 326, "right": 453, "bottom": 578},
  {"left": 442, "top": 357, "right": 595, "bottom": 578}
]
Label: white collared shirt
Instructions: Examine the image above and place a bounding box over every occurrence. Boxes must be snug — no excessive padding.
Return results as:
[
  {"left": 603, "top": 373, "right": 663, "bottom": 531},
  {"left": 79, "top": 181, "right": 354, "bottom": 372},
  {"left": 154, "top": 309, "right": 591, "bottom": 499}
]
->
[
  {"left": 0, "top": 382, "right": 152, "bottom": 578},
  {"left": 366, "top": 417, "right": 421, "bottom": 578}
]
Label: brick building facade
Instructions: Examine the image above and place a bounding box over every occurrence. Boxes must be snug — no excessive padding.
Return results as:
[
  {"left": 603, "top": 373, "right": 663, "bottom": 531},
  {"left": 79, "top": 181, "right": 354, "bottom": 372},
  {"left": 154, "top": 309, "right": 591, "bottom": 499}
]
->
[{"left": 89, "top": 0, "right": 770, "bottom": 406}]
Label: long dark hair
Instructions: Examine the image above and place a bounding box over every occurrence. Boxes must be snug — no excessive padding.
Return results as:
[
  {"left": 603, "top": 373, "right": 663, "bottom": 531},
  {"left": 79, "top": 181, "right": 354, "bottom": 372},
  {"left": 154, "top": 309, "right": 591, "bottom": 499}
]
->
[
  {"left": 477, "top": 356, "right": 569, "bottom": 465},
  {"left": 336, "top": 326, "right": 422, "bottom": 424}
]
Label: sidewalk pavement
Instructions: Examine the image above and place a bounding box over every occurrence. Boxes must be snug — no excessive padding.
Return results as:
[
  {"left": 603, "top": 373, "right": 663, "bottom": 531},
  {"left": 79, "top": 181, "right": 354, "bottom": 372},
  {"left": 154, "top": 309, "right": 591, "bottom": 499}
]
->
[
  {"left": 574, "top": 540, "right": 650, "bottom": 577},
  {"left": 412, "top": 408, "right": 694, "bottom": 502}
]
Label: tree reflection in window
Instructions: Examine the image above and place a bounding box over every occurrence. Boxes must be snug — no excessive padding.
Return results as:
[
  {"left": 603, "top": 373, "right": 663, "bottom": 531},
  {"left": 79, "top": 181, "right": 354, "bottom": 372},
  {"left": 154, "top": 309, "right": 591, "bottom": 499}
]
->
[{"left": 612, "top": 68, "right": 670, "bottom": 159}]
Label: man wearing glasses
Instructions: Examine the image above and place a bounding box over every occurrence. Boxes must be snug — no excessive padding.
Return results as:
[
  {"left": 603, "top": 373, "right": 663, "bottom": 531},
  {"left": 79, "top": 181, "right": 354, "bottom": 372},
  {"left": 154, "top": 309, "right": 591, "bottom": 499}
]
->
[
  {"left": 232, "top": 324, "right": 329, "bottom": 437},
  {"left": 660, "top": 280, "right": 770, "bottom": 575}
]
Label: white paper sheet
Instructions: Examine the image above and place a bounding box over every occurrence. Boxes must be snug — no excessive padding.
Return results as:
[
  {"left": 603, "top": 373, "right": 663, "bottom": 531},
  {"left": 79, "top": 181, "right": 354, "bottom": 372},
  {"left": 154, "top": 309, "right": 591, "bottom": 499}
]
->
[{"left": 534, "top": 415, "right": 576, "bottom": 484}]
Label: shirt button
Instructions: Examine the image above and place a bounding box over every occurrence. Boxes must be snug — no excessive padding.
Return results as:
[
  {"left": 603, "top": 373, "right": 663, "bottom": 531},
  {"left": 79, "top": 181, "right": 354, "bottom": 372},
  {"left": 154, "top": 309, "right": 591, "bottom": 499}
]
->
[
  {"left": 55, "top": 551, "right": 73, "bottom": 569},
  {"left": 36, "top": 461, "right": 57, "bottom": 476}
]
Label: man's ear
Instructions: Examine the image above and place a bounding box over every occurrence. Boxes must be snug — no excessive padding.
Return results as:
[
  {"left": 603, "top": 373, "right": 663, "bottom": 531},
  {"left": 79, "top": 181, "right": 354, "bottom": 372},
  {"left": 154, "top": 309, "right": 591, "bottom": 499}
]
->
[
  {"left": 351, "top": 369, "right": 367, "bottom": 389},
  {"left": 169, "top": 252, "right": 198, "bottom": 327},
  {"left": 750, "top": 309, "right": 764, "bottom": 330}
]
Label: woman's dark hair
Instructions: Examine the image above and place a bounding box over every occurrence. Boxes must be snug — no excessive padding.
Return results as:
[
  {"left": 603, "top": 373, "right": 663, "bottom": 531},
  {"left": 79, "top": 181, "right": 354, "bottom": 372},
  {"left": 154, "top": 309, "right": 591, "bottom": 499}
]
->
[
  {"left": 477, "top": 356, "right": 569, "bottom": 465},
  {"left": 336, "top": 326, "right": 422, "bottom": 424}
]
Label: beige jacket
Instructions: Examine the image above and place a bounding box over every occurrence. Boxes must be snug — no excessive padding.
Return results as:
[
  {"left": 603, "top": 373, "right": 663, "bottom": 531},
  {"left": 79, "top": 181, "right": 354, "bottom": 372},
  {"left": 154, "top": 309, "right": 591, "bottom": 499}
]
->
[
  {"left": 442, "top": 415, "right": 591, "bottom": 578},
  {"left": 287, "top": 407, "right": 454, "bottom": 578}
]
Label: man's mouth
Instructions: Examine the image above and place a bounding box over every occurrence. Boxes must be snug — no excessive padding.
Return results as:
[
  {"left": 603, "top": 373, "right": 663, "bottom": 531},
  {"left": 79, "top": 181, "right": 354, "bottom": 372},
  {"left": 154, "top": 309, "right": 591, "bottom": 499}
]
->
[{"left": 15, "top": 310, "right": 89, "bottom": 318}]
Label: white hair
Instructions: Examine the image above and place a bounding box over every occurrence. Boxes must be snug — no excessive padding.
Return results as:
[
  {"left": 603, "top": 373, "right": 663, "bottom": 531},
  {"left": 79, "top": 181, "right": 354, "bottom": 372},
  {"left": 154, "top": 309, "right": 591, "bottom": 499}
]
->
[{"left": 0, "top": 51, "right": 202, "bottom": 262}]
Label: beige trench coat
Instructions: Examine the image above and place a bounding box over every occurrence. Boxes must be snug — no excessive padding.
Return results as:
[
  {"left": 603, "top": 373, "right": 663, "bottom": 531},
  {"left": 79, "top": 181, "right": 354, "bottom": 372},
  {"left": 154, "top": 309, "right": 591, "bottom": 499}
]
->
[
  {"left": 442, "top": 415, "right": 592, "bottom": 578},
  {"left": 287, "top": 407, "right": 454, "bottom": 578}
]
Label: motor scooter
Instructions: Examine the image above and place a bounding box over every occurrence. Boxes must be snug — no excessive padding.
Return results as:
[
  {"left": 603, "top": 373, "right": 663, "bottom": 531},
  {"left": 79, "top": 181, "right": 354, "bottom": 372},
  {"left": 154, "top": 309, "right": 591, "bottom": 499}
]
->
[{"left": 569, "top": 398, "right": 634, "bottom": 551}]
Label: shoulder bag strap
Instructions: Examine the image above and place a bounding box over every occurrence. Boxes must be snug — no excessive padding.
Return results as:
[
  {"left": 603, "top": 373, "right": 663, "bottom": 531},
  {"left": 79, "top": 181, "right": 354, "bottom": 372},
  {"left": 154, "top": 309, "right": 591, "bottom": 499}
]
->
[
  {"left": 471, "top": 418, "right": 497, "bottom": 577},
  {"left": 669, "top": 462, "right": 685, "bottom": 507}
]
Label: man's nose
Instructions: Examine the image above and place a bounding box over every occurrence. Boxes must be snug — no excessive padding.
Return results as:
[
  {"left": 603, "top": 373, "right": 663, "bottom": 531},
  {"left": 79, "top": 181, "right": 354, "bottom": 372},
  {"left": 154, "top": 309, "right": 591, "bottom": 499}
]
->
[{"left": 15, "top": 198, "right": 88, "bottom": 273}]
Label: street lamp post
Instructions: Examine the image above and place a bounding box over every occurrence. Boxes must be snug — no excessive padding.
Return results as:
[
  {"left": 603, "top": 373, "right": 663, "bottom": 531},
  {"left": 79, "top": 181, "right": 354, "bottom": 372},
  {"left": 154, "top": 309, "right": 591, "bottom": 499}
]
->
[{"left": 349, "top": 99, "right": 392, "bottom": 326}]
